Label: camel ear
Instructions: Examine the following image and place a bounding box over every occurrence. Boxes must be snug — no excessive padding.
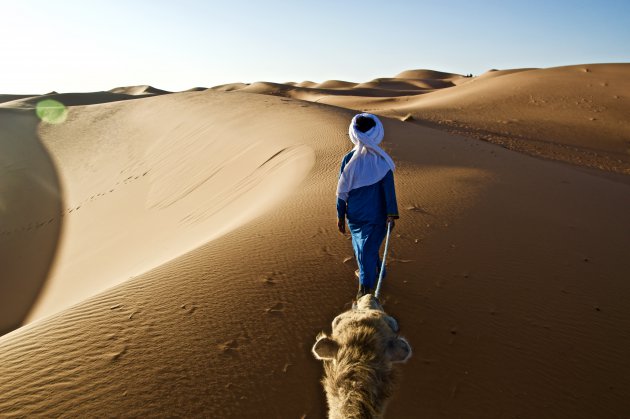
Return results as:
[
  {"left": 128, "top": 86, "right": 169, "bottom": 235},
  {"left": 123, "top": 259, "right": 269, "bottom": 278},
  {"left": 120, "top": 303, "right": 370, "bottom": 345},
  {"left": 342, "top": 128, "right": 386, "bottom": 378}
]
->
[
  {"left": 384, "top": 316, "right": 399, "bottom": 333},
  {"left": 388, "top": 337, "right": 412, "bottom": 363},
  {"left": 312, "top": 335, "right": 339, "bottom": 360}
]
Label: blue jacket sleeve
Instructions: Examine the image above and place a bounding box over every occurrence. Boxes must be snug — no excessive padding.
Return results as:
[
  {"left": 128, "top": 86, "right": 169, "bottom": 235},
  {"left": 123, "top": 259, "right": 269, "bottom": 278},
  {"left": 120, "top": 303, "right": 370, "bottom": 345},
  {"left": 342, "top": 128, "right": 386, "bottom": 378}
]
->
[
  {"left": 337, "top": 197, "right": 347, "bottom": 220},
  {"left": 382, "top": 170, "right": 399, "bottom": 218},
  {"left": 336, "top": 151, "right": 354, "bottom": 220}
]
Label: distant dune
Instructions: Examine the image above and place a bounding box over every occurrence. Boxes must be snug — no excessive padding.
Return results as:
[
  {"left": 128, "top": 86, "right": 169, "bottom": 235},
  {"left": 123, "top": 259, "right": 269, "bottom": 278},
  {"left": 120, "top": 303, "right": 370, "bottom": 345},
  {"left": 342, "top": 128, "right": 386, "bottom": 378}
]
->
[
  {"left": 1, "top": 64, "right": 629, "bottom": 418},
  {"left": 394, "top": 69, "right": 460, "bottom": 79},
  {"left": 235, "top": 64, "right": 630, "bottom": 175},
  {"left": 108, "top": 85, "right": 171, "bottom": 96},
  {"left": 315, "top": 80, "right": 358, "bottom": 89}
]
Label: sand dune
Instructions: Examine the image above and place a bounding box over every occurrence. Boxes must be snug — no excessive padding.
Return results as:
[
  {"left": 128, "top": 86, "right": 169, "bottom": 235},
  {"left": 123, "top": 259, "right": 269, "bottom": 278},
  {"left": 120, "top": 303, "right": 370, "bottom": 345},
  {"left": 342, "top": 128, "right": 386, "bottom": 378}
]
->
[
  {"left": 1, "top": 64, "right": 630, "bottom": 417},
  {"left": 394, "top": 69, "right": 460, "bottom": 79},
  {"left": 22, "top": 91, "right": 317, "bottom": 323},
  {"left": 355, "top": 77, "right": 455, "bottom": 90},
  {"left": 108, "top": 85, "right": 171, "bottom": 96},
  {"left": 240, "top": 64, "right": 630, "bottom": 175},
  {"left": 396, "top": 64, "right": 630, "bottom": 173},
  {"left": 184, "top": 87, "right": 209, "bottom": 92},
  {"left": 209, "top": 82, "right": 248, "bottom": 92},
  {"left": 231, "top": 81, "right": 430, "bottom": 101},
  {"left": 475, "top": 68, "right": 538, "bottom": 80},
  {"left": 315, "top": 80, "right": 358, "bottom": 89},
  {"left": 296, "top": 80, "right": 317, "bottom": 88}
]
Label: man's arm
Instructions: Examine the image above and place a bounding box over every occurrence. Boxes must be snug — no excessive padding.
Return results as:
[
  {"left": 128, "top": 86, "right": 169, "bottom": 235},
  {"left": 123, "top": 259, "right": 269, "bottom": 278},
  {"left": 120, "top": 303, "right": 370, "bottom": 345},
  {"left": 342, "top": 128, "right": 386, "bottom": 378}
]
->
[
  {"left": 336, "top": 151, "right": 354, "bottom": 234},
  {"left": 337, "top": 198, "right": 347, "bottom": 234}
]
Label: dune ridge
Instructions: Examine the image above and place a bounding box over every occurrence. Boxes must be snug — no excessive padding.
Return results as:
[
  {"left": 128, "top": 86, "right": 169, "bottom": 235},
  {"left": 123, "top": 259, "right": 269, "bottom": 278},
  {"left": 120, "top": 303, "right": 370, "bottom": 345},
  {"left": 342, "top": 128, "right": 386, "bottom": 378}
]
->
[
  {"left": 108, "top": 85, "right": 171, "bottom": 96},
  {"left": 0, "top": 94, "right": 36, "bottom": 104},
  {"left": 0, "top": 91, "right": 161, "bottom": 109}
]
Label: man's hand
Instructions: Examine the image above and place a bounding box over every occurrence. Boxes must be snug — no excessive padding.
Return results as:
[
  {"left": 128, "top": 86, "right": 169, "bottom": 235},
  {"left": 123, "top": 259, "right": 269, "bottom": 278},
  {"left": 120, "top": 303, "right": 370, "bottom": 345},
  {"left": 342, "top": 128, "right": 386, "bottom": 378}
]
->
[
  {"left": 386, "top": 216, "right": 396, "bottom": 231},
  {"left": 337, "top": 217, "right": 346, "bottom": 234}
]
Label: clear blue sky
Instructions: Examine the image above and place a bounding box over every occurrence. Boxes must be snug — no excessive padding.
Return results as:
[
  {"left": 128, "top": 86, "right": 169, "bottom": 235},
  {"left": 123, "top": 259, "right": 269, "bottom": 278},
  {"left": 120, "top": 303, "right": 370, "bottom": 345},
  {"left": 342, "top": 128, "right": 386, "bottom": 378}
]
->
[{"left": 1, "top": 0, "right": 628, "bottom": 93}]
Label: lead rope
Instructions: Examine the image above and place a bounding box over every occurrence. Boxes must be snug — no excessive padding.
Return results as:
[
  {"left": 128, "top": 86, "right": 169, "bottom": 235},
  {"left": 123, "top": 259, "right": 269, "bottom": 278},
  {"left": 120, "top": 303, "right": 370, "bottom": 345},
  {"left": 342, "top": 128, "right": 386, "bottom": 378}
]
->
[{"left": 374, "top": 220, "right": 393, "bottom": 300}]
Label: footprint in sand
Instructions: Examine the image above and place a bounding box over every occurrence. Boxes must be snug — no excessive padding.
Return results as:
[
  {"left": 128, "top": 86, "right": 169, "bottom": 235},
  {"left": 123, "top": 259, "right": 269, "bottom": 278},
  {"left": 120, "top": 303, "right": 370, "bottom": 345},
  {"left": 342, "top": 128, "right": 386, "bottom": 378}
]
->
[
  {"left": 260, "top": 271, "right": 285, "bottom": 285},
  {"left": 321, "top": 246, "right": 336, "bottom": 257},
  {"left": 265, "top": 302, "right": 285, "bottom": 315},
  {"left": 218, "top": 339, "right": 239, "bottom": 354},
  {"left": 263, "top": 276, "right": 276, "bottom": 285},
  {"left": 180, "top": 303, "right": 197, "bottom": 314},
  {"left": 405, "top": 204, "right": 430, "bottom": 214},
  {"left": 308, "top": 226, "right": 326, "bottom": 239},
  {"left": 108, "top": 344, "right": 128, "bottom": 362},
  {"left": 390, "top": 257, "right": 413, "bottom": 264},
  {"left": 238, "top": 328, "right": 251, "bottom": 343}
]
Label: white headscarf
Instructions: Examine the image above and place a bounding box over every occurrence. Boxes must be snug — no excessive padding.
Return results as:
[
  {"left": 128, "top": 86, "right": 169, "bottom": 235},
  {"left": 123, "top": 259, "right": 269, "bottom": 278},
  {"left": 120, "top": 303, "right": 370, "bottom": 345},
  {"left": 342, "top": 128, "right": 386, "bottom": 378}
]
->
[{"left": 336, "top": 113, "right": 395, "bottom": 201}]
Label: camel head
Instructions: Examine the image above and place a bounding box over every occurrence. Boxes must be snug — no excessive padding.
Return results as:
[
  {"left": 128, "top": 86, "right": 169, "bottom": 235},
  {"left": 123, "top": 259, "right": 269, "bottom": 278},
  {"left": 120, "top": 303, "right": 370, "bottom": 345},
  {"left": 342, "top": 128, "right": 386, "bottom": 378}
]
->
[{"left": 312, "top": 294, "right": 412, "bottom": 419}]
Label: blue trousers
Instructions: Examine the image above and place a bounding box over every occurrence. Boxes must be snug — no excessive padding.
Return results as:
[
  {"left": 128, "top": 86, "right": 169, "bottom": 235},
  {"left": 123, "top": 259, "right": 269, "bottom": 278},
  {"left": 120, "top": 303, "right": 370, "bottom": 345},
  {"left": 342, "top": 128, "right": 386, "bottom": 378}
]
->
[{"left": 349, "top": 221, "right": 387, "bottom": 289}]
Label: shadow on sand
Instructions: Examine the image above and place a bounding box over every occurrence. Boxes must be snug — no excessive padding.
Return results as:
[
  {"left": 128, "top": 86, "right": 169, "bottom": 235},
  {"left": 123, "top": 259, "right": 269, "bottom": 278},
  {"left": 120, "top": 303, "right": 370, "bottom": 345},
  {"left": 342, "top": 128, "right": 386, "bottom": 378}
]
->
[{"left": 0, "top": 108, "right": 63, "bottom": 335}]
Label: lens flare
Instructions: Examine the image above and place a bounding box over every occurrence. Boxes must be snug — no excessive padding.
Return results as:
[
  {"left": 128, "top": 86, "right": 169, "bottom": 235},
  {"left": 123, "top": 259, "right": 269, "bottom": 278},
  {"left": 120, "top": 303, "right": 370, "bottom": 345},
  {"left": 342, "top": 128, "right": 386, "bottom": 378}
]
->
[{"left": 36, "top": 99, "right": 68, "bottom": 124}]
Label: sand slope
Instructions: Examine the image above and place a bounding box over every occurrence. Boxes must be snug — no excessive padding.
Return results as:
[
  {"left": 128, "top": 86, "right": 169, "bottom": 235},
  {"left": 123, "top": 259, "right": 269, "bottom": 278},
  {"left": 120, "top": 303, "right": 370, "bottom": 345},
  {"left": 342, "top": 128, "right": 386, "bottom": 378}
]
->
[
  {"left": 1, "top": 81, "right": 630, "bottom": 417},
  {"left": 393, "top": 64, "right": 630, "bottom": 169},
  {"left": 21, "top": 91, "right": 317, "bottom": 322}
]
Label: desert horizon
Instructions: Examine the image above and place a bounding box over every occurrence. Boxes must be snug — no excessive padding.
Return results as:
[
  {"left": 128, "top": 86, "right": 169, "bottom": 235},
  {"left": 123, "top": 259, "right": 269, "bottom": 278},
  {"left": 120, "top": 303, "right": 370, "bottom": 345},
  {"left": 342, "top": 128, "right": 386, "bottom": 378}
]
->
[{"left": 2, "top": 61, "right": 629, "bottom": 417}]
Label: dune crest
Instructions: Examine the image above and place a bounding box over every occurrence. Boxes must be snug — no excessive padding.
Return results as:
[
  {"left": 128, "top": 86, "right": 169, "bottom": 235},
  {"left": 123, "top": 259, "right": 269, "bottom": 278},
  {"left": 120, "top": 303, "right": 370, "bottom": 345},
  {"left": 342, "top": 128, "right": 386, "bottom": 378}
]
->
[{"left": 108, "top": 85, "right": 171, "bottom": 96}]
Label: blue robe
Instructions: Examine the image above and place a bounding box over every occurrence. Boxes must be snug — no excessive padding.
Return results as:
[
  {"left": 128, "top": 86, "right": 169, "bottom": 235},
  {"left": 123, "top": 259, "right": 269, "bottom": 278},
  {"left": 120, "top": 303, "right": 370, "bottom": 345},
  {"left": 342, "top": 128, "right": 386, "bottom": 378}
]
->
[{"left": 337, "top": 150, "right": 399, "bottom": 289}]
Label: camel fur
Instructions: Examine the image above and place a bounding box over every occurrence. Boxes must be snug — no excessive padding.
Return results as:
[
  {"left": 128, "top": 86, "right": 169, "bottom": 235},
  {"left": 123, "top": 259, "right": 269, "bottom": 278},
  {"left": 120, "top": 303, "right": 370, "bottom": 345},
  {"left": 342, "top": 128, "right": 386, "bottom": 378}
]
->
[{"left": 312, "top": 294, "right": 412, "bottom": 419}]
